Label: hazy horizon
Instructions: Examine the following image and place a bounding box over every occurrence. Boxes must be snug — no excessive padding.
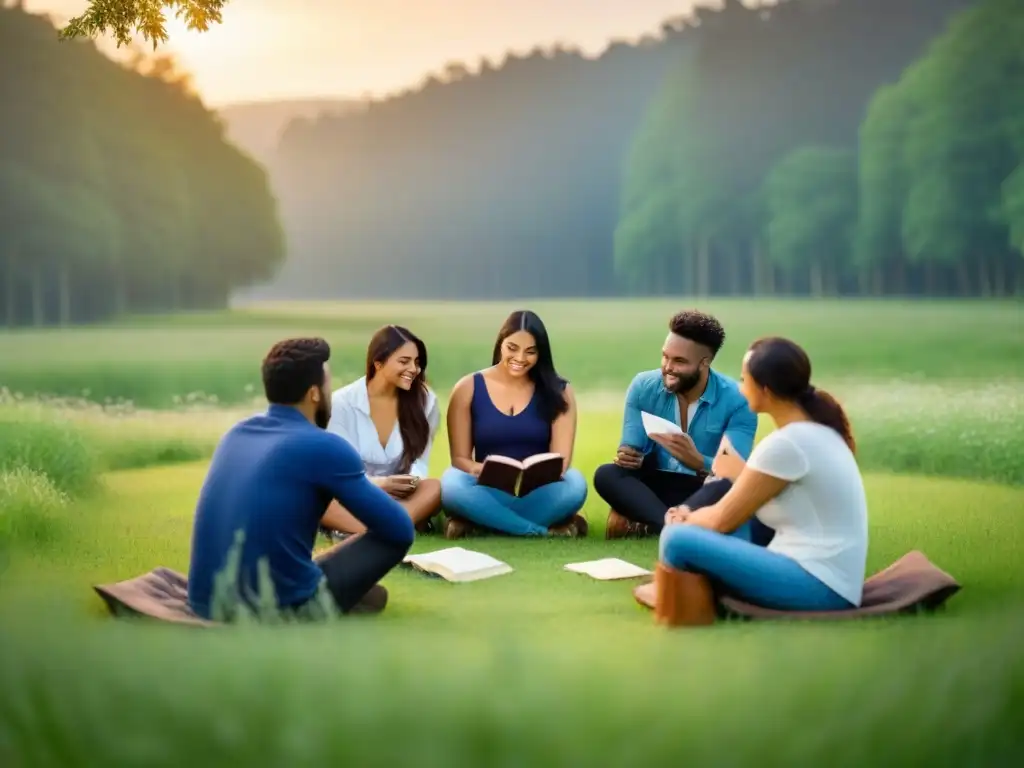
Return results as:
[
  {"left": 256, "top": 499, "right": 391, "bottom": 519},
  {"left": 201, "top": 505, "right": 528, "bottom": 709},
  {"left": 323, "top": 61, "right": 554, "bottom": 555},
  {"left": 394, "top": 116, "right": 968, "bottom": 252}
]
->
[{"left": 26, "top": 0, "right": 733, "bottom": 106}]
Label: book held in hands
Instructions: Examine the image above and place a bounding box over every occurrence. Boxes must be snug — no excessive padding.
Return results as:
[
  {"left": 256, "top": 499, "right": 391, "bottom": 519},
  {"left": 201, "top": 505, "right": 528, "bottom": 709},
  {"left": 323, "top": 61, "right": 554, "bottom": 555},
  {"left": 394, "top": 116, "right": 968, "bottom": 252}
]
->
[
  {"left": 476, "top": 452, "right": 563, "bottom": 497},
  {"left": 403, "top": 547, "right": 513, "bottom": 582}
]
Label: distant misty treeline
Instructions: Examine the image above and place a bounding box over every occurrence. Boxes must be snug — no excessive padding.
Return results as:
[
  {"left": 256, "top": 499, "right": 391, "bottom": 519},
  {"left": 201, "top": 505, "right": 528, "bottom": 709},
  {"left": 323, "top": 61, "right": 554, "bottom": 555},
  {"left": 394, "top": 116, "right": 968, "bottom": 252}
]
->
[
  {"left": 264, "top": 0, "right": 1023, "bottom": 301},
  {"left": 0, "top": 5, "right": 283, "bottom": 328},
  {"left": 3, "top": 0, "right": 1023, "bottom": 332}
]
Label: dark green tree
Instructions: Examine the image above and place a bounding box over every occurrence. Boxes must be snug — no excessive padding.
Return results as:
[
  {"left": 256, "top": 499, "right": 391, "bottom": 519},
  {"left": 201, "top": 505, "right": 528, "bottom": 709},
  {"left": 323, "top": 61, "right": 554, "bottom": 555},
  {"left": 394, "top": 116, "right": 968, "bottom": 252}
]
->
[
  {"left": 763, "top": 147, "right": 858, "bottom": 297},
  {"left": 0, "top": 4, "right": 285, "bottom": 327}
]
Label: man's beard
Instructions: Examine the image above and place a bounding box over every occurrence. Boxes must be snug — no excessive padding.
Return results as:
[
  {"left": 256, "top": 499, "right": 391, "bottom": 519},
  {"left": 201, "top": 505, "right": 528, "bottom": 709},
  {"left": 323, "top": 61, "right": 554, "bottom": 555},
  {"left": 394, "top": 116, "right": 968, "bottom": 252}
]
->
[
  {"left": 314, "top": 398, "right": 331, "bottom": 429},
  {"left": 663, "top": 368, "right": 701, "bottom": 394}
]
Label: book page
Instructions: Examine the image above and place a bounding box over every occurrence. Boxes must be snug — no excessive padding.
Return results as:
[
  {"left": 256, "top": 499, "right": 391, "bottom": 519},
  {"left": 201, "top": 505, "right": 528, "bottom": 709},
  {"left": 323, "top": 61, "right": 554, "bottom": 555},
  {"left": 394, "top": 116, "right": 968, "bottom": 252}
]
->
[
  {"left": 641, "top": 411, "right": 684, "bottom": 437},
  {"left": 521, "top": 452, "right": 561, "bottom": 468},
  {"left": 564, "top": 558, "right": 652, "bottom": 580},
  {"left": 482, "top": 455, "right": 524, "bottom": 469},
  {"left": 404, "top": 547, "right": 510, "bottom": 576}
]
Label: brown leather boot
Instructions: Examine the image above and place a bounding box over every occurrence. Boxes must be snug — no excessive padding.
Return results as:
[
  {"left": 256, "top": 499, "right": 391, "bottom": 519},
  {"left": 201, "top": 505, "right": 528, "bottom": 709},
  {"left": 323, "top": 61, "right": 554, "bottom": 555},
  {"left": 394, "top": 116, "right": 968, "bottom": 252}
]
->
[
  {"left": 548, "top": 514, "right": 589, "bottom": 537},
  {"left": 653, "top": 562, "right": 716, "bottom": 627},
  {"left": 605, "top": 509, "right": 653, "bottom": 539},
  {"left": 444, "top": 515, "right": 476, "bottom": 539}
]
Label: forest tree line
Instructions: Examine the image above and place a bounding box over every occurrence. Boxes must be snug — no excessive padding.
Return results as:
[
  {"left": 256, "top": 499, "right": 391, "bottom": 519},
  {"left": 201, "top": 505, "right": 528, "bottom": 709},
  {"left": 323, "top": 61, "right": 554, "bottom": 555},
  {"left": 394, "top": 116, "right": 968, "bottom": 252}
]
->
[
  {"left": 264, "top": 0, "right": 1013, "bottom": 301},
  {"left": 617, "top": 0, "right": 1023, "bottom": 298},
  {"left": 0, "top": 3, "right": 284, "bottom": 328}
]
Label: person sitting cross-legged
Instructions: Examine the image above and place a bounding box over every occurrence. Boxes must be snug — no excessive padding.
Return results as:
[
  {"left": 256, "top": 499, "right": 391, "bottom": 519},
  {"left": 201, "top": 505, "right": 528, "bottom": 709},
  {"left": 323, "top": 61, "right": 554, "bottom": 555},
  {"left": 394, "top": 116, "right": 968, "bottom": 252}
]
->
[
  {"left": 322, "top": 324, "right": 443, "bottom": 538},
  {"left": 654, "top": 337, "right": 868, "bottom": 622},
  {"left": 186, "top": 337, "right": 416, "bottom": 622},
  {"left": 593, "top": 309, "right": 760, "bottom": 540},
  {"left": 440, "top": 309, "right": 589, "bottom": 538}
]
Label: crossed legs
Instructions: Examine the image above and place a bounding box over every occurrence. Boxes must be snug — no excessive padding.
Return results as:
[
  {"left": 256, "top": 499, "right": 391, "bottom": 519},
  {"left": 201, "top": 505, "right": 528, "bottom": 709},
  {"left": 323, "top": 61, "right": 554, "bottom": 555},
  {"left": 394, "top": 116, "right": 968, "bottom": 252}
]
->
[
  {"left": 309, "top": 530, "right": 413, "bottom": 615},
  {"left": 440, "top": 467, "right": 589, "bottom": 536}
]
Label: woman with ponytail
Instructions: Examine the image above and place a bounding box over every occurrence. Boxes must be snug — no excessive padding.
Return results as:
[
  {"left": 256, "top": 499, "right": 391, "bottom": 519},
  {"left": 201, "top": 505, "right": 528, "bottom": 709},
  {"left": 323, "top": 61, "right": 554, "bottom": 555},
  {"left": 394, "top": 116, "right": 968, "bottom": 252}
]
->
[
  {"left": 652, "top": 336, "right": 868, "bottom": 625},
  {"left": 322, "top": 325, "right": 443, "bottom": 536}
]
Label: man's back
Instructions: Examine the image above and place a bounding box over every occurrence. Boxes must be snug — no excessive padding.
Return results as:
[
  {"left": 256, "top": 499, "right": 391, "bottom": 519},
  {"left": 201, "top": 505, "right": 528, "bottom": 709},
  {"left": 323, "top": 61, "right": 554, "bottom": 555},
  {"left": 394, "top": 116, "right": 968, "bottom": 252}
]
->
[{"left": 188, "top": 405, "right": 351, "bottom": 618}]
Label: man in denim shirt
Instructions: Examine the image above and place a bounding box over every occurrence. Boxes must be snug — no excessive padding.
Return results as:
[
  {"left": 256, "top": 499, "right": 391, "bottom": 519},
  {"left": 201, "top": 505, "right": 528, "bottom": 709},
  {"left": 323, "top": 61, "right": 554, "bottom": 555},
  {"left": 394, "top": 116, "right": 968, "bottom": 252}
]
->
[{"left": 593, "top": 310, "right": 759, "bottom": 538}]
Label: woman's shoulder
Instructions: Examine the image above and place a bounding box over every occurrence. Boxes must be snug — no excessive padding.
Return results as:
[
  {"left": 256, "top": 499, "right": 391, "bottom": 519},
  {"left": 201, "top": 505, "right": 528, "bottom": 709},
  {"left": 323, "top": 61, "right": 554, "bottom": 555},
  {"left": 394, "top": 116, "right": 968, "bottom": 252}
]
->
[
  {"left": 451, "top": 370, "right": 485, "bottom": 394},
  {"left": 331, "top": 376, "right": 368, "bottom": 406}
]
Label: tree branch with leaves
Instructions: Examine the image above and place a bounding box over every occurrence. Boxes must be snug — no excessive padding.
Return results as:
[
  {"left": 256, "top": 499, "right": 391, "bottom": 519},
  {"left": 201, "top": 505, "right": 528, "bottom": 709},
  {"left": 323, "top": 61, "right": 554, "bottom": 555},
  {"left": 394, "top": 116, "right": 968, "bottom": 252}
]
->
[{"left": 58, "top": 0, "right": 227, "bottom": 49}]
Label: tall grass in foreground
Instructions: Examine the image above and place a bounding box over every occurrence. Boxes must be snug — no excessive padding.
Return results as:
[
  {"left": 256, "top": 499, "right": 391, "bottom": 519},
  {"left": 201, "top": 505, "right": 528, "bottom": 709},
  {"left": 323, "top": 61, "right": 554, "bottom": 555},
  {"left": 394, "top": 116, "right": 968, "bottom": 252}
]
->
[
  {"left": 0, "top": 407, "right": 97, "bottom": 496},
  {"left": 0, "top": 468, "right": 67, "bottom": 562},
  {"left": 0, "top": 605, "right": 1021, "bottom": 767}
]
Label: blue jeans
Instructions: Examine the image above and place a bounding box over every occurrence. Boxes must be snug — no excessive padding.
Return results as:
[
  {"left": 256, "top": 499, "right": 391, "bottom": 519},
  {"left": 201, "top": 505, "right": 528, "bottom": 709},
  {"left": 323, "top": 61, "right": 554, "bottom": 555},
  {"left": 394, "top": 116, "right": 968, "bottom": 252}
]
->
[
  {"left": 440, "top": 467, "right": 589, "bottom": 536},
  {"left": 659, "top": 525, "right": 853, "bottom": 611}
]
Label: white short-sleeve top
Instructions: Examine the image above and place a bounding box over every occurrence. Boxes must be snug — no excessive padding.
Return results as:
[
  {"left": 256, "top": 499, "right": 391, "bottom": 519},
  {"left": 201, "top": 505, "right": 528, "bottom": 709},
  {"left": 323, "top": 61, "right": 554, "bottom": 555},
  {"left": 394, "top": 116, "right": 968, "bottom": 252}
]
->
[
  {"left": 327, "top": 376, "right": 441, "bottom": 478},
  {"left": 747, "top": 421, "right": 869, "bottom": 606}
]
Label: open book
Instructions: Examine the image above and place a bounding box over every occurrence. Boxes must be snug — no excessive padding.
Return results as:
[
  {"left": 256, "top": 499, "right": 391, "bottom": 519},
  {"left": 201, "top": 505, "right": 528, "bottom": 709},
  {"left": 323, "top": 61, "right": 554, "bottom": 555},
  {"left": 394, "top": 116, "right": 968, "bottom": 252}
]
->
[
  {"left": 564, "top": 558, "right": 652, "bottom": 581},
  {"left": 476, "top": 452, "right": 563, "bottom": 497},
  {"left": 403, "top": 547, "right": 513, "bottom": 582},
  {"left": 641, "top": 411, "right": 684, "bottom": 437}
]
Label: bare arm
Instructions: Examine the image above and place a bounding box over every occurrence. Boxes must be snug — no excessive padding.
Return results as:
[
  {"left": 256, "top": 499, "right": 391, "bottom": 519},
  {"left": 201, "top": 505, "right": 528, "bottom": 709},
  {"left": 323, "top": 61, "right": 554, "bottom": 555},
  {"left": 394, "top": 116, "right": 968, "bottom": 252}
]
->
[
  {"left": 684, "top": 467, "right": 789, "bottom": 533},
  {"left": 446, "top": 375, "right": 480, "bottom": 475},
  {"left": 549, "top": 383, "right": 578, "bottom": 474}
]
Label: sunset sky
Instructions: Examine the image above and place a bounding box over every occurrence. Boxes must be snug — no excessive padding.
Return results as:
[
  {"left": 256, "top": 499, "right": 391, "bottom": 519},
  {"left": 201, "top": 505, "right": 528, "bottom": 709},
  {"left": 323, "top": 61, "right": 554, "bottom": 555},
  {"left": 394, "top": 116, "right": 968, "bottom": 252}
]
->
[{"left": 28, "top": 0, "right": 717, "bottom": 105}]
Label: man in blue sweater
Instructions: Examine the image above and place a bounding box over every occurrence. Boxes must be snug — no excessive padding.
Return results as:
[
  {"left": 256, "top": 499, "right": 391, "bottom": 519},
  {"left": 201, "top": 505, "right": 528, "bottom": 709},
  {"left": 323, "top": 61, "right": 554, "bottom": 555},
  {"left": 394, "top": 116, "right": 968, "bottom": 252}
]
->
[{"left": 187, "top": 337, "right": 415, "bottom": 621}]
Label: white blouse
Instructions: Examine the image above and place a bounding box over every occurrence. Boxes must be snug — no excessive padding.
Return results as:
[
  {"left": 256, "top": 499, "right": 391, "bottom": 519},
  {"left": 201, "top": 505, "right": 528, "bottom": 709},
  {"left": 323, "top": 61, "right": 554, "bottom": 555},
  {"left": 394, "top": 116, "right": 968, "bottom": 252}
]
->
[{"left": 326, "top": 376, "right": 441, "bottom": 478}]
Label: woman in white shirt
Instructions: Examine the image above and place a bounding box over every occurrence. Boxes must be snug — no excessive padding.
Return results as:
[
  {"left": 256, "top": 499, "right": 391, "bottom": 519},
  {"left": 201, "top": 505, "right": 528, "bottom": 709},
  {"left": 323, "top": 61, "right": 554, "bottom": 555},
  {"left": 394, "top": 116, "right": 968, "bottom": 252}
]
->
[
  {"left": 654, "top": 336, "right": 868, "bottom": 622},
  {"left": 322, "top": 325, "right": 443, "bottom": 536}
]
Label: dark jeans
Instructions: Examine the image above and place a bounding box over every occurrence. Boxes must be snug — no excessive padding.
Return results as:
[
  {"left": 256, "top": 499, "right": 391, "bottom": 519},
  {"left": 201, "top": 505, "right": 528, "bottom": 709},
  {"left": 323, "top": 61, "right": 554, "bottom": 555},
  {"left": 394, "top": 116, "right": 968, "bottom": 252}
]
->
[
  {"left": 593, "top": 454, "right": 706, "bottom": 530},
  {"left": 594, "top": 458, "right": 776, "bottom": 545},
  {"left": 306, "top": 531, "right": 411, "bottom": 614}
]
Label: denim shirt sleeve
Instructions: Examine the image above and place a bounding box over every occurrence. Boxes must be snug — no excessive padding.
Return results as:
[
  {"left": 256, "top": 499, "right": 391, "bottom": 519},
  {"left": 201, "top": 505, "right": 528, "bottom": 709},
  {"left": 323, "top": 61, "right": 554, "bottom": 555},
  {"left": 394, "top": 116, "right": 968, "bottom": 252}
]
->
[
  {"left": 711, "top": 400, "right": 758, "bottom": 470},
  {"left": 620, "top": 373, "right": 652, "bottom": 452}
]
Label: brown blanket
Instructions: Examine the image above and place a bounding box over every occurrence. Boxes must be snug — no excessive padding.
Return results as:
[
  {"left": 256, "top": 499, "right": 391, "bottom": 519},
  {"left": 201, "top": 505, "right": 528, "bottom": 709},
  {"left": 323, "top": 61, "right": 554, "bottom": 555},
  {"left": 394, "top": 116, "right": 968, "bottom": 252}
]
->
[
  {"left": 632, "top": 550, "right": 961, "bottom": 621},
  {"left": 94, "top": 567, "right": 217, "bottom": 627}
]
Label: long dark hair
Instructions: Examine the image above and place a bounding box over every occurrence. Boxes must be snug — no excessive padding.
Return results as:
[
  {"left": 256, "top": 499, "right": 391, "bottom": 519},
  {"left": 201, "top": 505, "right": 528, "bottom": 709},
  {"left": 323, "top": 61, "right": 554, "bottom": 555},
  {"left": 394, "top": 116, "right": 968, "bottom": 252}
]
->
[
  {"left": 745, "top": 336, "right": 856, "bottom": 453},
  {"left": 366, "top": 324, "right": 430, "bottom": 474},
  {"left": 491, "top": 310, "right": 569, "bottom": 423}
]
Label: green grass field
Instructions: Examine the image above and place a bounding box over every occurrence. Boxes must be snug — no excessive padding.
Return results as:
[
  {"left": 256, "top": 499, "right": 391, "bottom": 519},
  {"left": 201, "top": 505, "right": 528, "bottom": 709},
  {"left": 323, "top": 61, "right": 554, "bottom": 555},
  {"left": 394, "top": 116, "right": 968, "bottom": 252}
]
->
[{"left": 1, "top": 299, "right": 1022, "bottom": 766}]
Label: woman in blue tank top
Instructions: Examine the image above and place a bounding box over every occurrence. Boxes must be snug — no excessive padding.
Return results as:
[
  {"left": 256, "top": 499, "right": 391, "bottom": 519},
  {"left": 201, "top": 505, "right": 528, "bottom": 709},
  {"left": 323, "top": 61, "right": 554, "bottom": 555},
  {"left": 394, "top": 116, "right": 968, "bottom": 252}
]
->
[{"left": 440, "top": 310, "right": 589, "bottom": 537}]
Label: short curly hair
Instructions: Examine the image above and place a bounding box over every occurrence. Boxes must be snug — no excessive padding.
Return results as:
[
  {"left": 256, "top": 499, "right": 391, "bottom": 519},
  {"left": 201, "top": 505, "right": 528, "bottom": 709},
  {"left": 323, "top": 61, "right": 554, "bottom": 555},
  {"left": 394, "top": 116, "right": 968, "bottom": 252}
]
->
[
  {"left": 261, "top": 337, "right": 331, "bottom": 404},
  {"left": 668, "top": 310, "right": 726, "bottom": 357}
]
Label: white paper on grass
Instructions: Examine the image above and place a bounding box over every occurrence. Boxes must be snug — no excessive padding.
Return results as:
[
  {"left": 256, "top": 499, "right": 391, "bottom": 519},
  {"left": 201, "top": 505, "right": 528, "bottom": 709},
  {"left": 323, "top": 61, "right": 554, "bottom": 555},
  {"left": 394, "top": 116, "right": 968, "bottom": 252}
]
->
[
  {"left": 564, "top": 558, "right": 652, "bottom": 580},
  {"left": 641, "top": 411, "right": 684, "bottom": 437}
]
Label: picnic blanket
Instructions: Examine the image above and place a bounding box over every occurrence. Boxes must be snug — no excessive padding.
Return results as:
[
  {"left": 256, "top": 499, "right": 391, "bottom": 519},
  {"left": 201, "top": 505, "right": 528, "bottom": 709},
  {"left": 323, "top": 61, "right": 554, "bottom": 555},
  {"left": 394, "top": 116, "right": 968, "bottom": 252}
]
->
[
  {"left": 632, "top": 550, "right": 961, "bottom": 621},
  {"left": 94, "top": 567, "right": 216, "bottom": 627}
]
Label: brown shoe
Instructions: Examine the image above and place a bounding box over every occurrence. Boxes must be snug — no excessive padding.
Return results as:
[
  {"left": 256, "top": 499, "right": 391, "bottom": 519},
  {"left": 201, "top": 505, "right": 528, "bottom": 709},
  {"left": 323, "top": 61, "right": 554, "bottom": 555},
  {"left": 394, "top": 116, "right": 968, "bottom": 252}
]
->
[
  {"left": 605, "top": 509, "right": 653, "bottom": 539},
  {"left": 444, "top": 515, "right": 475, "bottom": 539},
  {"left": 348, "top": 583, "right": 388, "bottom": 615},
  {"left": 548, "top": 513, "right": 588, "bottom": 537}
]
